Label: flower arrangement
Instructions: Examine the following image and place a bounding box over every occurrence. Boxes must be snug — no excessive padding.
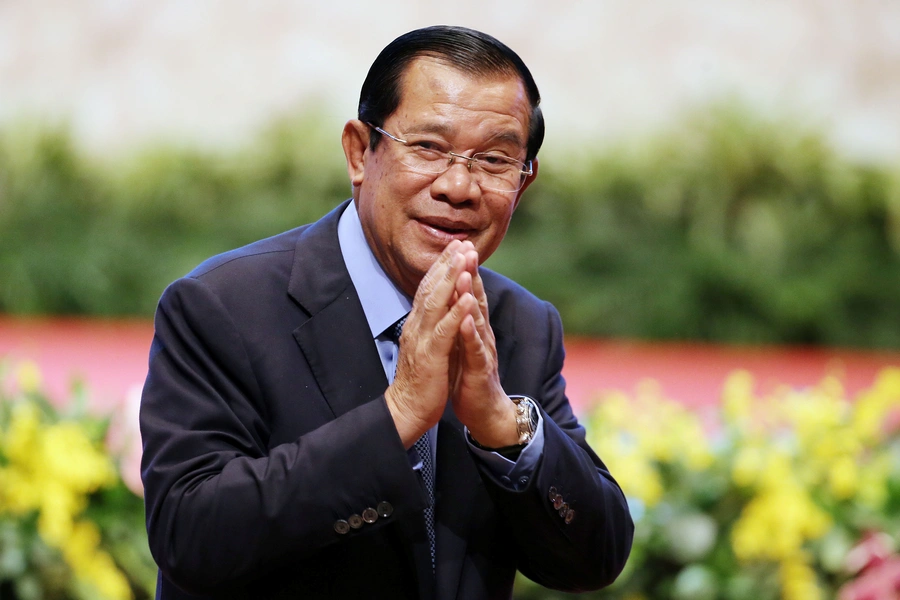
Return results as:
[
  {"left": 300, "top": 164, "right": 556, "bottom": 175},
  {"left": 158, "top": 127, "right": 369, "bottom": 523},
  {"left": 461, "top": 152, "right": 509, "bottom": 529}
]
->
[
  {"left": 4, "top": 355, "right": 899, "bottom": 600},
  {"left": 0, "top": 361, "right": 156, "bottom": 600},
  {"left": 561, "top": 368, "right": 900, "bottom": 600}
]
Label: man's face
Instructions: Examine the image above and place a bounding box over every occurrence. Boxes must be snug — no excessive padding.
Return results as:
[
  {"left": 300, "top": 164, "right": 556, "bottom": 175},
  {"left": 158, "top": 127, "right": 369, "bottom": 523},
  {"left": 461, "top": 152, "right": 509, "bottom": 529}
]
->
[{"left": 344, "top": 57, "right": 537, "bottom": 298}]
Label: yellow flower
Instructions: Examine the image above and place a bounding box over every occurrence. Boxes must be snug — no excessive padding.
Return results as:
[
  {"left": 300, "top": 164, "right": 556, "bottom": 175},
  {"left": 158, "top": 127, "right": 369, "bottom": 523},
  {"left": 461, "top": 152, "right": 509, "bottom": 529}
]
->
[
  {"left": 589, "top": 366, "right": 900, "bottom": 600},
  {"left": 0, "top": 466, "right": 40, "bottom": 514},
  {"left": 855, "top": 453, "right": 891, "bottom": 509},
  {"left": 731, "top": 484, "right": 831, "bottom": 562},
  {"left": 37, "top": 480, "right": 83, "bottom": 544},
  {"left": 4, "top": 402, "right": 41, "bottom": 462},
  {"left": 827, "top": 455, "right": 858, "bottom": 500},
  {"left": 731, "top": 445, "right": 765, "bottom": 488},
  {"left": 615, "top": 454, "right": 665, "bottom": 506},
  {"left": 780, "top": 555, "right": 822, "bottom": 600},
  {"left": 13, "top": 360, "right": 43, "bottom": 394},
  {"left": 43, "top": 422, "right": 117, "bottom": 493},
  {"left": 757, "top": 448, "right": 794, "bottom": 492},
  {"left": 722, "top": 369, "right": 756, "bottom": 426},
  {"left": 589, "top": 379, "right": 714, "bottom": 506},
  {"left": 64, "top": 521, "right": 134, "bottom": 600},
  {"left": 0, "top": 376, "right": 134, "bottom": 600},
  {"left": 852, "top": 367, "right": 900, "bottom": 444}
]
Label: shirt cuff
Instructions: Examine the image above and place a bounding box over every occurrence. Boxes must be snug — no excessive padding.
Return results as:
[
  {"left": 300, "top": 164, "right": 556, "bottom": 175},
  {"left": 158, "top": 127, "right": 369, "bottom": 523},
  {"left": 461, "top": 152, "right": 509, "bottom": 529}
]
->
[{"left": 465, "top": 411, "right": 544, "bottom": 491}]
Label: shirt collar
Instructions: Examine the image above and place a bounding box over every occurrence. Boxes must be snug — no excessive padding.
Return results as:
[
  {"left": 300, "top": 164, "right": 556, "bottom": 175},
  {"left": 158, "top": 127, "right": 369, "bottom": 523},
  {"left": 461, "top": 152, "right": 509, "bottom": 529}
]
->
[{"left": 338, "top": 201, "right": 412, "bottom": 339}]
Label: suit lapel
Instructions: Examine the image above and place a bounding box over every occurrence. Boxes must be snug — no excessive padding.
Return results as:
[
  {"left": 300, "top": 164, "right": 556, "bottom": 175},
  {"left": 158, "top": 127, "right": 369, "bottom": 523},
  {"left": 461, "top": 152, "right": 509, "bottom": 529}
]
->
[{"left": 288, "top": 201, "right": 388, "bottom": 418}]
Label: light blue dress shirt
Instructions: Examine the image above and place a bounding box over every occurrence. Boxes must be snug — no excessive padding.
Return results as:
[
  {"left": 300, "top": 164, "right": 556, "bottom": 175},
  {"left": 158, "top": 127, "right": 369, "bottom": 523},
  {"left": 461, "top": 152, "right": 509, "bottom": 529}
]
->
[{"left": 337, "top": 202, "right": 543, "bottom": 488}]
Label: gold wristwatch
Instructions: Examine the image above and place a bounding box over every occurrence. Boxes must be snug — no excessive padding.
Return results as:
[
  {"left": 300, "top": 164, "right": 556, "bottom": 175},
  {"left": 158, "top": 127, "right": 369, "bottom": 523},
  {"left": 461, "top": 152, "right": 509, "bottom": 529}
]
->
[{"left": 510, "top": 395, "right": 539, "bottom": 445}]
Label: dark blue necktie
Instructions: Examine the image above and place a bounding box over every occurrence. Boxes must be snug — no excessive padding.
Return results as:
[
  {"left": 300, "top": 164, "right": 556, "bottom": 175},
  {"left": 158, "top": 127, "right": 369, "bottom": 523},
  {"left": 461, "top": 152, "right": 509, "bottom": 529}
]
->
[{"left": 389, "top": 316, "right": 436, "bottom": 572}]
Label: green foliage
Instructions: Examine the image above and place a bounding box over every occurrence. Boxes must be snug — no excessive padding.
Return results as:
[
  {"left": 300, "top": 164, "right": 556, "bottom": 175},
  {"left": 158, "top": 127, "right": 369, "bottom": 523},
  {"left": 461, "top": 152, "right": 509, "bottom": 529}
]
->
[
  {"left": 0, "top": 116, "right": 347, "bottom": 317},
  {"left": 490, "top": 106, "right": 900, "bottom": 348},
  {"left": 2, "top": 106, "right": 899, "bottom": 348}
]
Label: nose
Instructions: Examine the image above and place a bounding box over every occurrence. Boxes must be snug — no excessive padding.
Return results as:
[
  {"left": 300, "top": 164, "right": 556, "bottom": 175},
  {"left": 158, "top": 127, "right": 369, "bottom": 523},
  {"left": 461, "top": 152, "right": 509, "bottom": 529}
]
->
[{"left": 430, "top": 157, "right": 482, "bottom": 205}]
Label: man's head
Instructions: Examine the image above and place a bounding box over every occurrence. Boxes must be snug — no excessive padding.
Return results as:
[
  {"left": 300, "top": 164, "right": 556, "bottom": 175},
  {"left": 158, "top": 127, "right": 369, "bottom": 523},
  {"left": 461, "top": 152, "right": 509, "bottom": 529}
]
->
[
  {"left": 357, "top": 26, "right": 544, "bottom": 162},
  {"left": 342, "top": 26, "right": 543, "bottom": 297}
]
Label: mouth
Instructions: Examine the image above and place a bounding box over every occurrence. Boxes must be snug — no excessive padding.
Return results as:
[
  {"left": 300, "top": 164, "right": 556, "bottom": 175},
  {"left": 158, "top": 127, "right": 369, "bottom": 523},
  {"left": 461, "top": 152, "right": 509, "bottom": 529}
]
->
[{"left": 416, "top": 216, "right": 477, "bottom": 240}]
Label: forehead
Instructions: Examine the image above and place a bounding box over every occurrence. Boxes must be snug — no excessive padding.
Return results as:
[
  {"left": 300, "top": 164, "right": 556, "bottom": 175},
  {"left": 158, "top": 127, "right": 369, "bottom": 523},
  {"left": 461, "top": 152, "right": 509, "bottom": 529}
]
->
[{"left": 391, "top": 57, "right": 531, "bottom": 147}]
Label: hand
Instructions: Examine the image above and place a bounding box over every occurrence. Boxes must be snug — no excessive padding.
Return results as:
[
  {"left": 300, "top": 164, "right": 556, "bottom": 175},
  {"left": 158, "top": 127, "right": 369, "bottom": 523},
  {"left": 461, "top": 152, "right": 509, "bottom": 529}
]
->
[
  {"left": 385, "top": 240, "right": 479, "bottom": 448},
  {"left": 450, "top": 252, "right": 520, "bottom": 449}
]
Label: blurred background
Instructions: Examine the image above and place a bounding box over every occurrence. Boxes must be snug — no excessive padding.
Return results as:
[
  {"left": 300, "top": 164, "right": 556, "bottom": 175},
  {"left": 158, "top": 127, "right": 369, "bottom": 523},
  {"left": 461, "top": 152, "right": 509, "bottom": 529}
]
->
[{"left": 1, "top": 1, "right": 900, "bottom": 599}]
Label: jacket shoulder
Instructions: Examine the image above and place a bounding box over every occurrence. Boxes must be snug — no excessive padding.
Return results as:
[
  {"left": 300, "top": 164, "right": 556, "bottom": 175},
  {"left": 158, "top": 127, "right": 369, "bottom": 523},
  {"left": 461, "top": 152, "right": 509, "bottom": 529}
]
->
[
  {"left": 480, "top": 267, "right": 547, "bottom": 309},
  {"left": 480, "top": 267, "right": 560, "bottom": 337},
  {"left": 186, "top": 225, "right": 310, "bottom": 281}
]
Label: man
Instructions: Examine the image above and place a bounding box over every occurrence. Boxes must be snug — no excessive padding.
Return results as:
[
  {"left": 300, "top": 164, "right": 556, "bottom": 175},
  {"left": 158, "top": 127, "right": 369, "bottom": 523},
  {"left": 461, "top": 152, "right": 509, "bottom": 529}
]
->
[{"left": 140, "top": 25, "right": 633, "bottom": 600}]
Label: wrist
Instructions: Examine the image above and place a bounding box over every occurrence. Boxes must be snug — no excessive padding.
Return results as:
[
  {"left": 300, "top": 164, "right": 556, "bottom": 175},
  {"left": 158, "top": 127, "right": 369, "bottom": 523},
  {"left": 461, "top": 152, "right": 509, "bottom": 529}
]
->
[
  {"left": 469, "top": 395, "right": 539, "bottom": 450},
  {"left": 384, "top": 386, "right": 429, "bottom": 449}
]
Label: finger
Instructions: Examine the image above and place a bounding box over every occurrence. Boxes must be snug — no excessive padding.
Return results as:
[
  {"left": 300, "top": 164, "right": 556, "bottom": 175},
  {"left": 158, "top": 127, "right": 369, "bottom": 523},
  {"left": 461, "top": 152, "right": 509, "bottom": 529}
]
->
[
  {"left": 421, "top": 251, "right": 467, "bottom": 314},
  {"left": 468, "top": 267, "right": 495, "bottom": 348},
  {"left": 414, "top": 240, "right": 463, "bottom": 301},
  {"left": 432, "top": 291, "right": 477, "bottom": 356},
  {"left": 463, "top": 247, "right": 479, "bottom": 275},
  {"left": 470, "top": 264, "right": 489, "bottom": 317},
  {"left": 458, "top": 313, "right": 479, "bottom": 347},
  {"left": 411, "top": 249, "right": 468, "bottom": 332},
  {"left": 458, "top": 311, "right": 492, "bottom": 376},
  {"left": 455, "top": 269, "right": 472, "bottom": 299}
]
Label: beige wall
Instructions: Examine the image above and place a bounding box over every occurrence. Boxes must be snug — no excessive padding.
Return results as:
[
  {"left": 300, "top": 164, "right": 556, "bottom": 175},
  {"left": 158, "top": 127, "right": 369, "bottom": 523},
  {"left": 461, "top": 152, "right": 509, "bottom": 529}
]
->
[{"left": 2, "top": 0, "right": 898, "bottom": 162}]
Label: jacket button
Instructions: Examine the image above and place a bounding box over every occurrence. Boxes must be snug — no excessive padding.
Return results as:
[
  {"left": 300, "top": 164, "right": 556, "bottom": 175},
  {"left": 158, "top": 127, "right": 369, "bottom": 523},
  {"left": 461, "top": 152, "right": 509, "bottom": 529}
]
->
[
  {"left": 348, "top": 514, "right": 364, "bottom": 529},
  {"left": 552, "top": 495, "right": 565, "bottom": 510},
  {"left": 377, "top": 501, "right": 394, "bottom": 518},
  {"left": 565, "top": 509, "right": 575, "bottom": 524},
  {"left": 548, "top": 487, "right": 558, "bottom": 501},
  {"left": 362, "top": 507, "right": 379, "bottom": 524},
  {"left": 334, "top": 520, "right": 350, "bottom": 535},
  {"left": 558, "top": 503, "right": 568, "bottom": 518}
]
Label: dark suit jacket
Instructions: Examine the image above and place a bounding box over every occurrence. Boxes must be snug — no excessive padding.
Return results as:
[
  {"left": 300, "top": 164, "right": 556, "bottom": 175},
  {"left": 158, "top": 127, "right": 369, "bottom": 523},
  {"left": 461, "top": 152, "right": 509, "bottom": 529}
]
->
[{"left": 140, "top": 200, "right": 633, "bottom": 599}]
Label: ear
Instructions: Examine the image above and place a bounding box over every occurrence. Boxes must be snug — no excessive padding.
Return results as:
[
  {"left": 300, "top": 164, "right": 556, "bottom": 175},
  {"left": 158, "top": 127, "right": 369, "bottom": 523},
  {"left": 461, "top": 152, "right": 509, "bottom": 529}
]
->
[
  {"left": 511, "top": 157, "right": 539, "bottom": 211},
  {"left": 342, "top": 120, "right": 370, "bottom": 187}
]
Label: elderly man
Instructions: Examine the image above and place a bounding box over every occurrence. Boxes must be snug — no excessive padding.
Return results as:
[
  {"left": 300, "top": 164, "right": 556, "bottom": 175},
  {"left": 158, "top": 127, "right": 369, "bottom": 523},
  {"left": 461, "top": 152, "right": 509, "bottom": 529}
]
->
[{"left": 140, "top": 25, "right": 633, "bottom": 600}]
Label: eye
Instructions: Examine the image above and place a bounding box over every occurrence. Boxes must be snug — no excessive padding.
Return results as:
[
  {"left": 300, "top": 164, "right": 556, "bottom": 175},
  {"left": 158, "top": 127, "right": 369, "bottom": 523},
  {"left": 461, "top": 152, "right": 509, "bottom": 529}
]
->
[
  {"left": 475, "top": 153, "right": 518, "bottom": 173},
  {"left": 412, "top": 140, "right": 441, "bottom": 151},
  {"left": 407, "top": 138, "right": 448, "bottom": 160}
]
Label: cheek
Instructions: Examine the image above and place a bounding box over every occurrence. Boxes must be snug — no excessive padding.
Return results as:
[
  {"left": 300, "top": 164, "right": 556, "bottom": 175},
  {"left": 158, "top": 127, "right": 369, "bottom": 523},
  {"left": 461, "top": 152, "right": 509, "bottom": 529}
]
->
[
  {"left": 477, "top": 201, "right": 517, "bottom": 255},
  {"left": 488, "top": 199, "right": 517, "bottom": 230}
]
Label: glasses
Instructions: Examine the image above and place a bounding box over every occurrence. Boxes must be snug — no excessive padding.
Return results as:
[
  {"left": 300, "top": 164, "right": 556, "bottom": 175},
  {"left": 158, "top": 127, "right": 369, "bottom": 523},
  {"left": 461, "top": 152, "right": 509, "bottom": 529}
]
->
[{"left": 367, "top": 123, "right": 533, "bottom": 193}]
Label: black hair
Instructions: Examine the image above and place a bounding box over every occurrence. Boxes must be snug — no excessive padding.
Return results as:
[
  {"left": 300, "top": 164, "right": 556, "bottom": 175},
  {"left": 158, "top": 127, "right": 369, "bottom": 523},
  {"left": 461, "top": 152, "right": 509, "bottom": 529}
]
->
[{"left": 357, "top": 25, "right": 544, "bottom": 161}]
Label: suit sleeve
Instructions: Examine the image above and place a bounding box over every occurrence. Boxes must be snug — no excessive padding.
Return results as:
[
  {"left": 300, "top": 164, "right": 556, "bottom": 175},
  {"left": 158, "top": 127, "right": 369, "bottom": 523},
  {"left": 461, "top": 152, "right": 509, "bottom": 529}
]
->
[
  {"left": 476, "top": 301, "right": 634, "bottom": 592},
  {"left": 139, "top": 276, "right": 428, "bottom": 594}
]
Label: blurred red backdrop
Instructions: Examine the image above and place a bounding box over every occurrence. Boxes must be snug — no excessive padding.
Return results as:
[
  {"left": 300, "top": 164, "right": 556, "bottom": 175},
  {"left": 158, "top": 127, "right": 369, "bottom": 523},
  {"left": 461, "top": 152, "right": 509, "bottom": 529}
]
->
[{"left": 3, "top": 316, "right": 900, "bottom": 413}]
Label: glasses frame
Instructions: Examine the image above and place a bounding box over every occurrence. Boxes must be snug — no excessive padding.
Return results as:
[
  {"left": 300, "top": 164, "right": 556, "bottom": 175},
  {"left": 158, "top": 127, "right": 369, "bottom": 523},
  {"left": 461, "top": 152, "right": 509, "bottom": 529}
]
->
[{"left": 367, "top": 123, "right": 533, "bottom": 193}]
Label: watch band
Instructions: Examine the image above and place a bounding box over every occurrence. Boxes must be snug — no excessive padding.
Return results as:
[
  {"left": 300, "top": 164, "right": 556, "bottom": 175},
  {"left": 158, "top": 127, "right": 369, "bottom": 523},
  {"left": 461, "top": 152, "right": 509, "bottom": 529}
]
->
[{"left": 510, "top": 395, "right": 539, "bottom": 445}]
